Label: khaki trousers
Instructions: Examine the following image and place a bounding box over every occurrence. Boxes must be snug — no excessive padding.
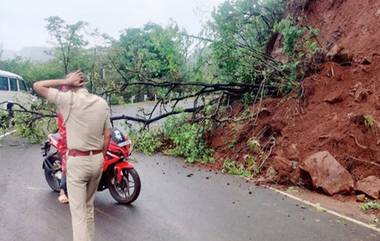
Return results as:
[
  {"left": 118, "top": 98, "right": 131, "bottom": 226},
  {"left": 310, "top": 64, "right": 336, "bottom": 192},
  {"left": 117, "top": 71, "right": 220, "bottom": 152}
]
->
[{"left": 67, "top": 153, "right": 103, "bottom": 241}]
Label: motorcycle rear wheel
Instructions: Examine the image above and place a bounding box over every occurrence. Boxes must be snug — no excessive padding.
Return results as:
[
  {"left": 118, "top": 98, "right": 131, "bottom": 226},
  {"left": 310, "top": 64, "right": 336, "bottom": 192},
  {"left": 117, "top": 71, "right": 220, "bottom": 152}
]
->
[{"left": 108, "top": 168, "right": 141, "bottom": 204}]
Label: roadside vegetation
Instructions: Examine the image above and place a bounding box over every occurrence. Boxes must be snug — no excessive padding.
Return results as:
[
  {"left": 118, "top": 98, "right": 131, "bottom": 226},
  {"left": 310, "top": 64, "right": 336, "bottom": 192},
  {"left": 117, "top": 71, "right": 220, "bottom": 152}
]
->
[
  {"left": 0, "top": 0, "right": 321, "bottom": 170},
  {"left": 129, "top": 130, "right": 162, "bottom": 155},
  {"left": 129, "top": 114, "right": 214, "bottom": 164},
  {"left": 222, "top": 160, "right": 252, "bottom": 177},
  {"left": 360, "top": 201, "right": 380, "bottom": 212}
]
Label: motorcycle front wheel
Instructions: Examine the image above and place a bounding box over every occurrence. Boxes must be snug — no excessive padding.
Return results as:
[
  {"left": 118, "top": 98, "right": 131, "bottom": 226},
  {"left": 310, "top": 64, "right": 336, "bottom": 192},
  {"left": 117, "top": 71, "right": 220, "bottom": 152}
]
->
[
  {"left": 44, "top": 167, "right": 62, "bottom": 192},
  {"left": 108, "top": 168, "right": 141, "bottom": 204},
  {"left": 43, "top": 156, "right": 62, "bottom": 192}
]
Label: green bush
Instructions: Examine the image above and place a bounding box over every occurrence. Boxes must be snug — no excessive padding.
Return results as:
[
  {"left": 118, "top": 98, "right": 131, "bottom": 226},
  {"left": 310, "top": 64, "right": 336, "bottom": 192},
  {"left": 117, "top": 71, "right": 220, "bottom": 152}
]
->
[
  {"left": 109, "top": 95, "right": 125, "bottom": 105},
  {"left": 360, "top": 201, "right": 380, "bottom": 212},
  {"left": 129, "top": 129, "right": 162, "bottom": 155},
  {"left": 163, "top": 115, "right": 214, "bottom": 164},
  {"left": 247, "top": 137, "right": 260, "bottom": 152},
  {"left": 7, "top": 101, "right": 57, "bottom": 144},
  {"left": 363, "top": 115, "right": 376, "bottom": 129},
  {"left": 244, "top": 155, "right": 260, "bottom": 176},
  {"left": 13, "top": 113, "right": 56, "bottom": 144},
  {"left": 0, "top": 110, "right": 10, "bottom": 131},
  {"left": 222, "top": 159, "right": 251, "bottom": 177},
  {"left": 274, "top": 18, "right": 304, "bottom": 56},
  {"left": 274, "top": 18, "right": 320, "bottom": 58}
]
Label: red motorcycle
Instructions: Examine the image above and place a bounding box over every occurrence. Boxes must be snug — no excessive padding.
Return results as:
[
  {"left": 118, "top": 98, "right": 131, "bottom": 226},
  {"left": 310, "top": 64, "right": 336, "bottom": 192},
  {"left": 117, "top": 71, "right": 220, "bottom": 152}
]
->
[{"left": 41, "top": 116, "right": 141, "bottom": 204}]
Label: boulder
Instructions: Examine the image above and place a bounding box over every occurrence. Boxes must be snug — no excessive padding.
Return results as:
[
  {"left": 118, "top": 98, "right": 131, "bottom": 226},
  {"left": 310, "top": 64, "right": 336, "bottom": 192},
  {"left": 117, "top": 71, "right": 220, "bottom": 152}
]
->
[
  {"left": 326, "top": 44, "right": 343, "bottom": 59},
  {"left": 355, "top": 176, "right": 380, "bottom": 199},
  {"left": 272, "top": 156, "right": 293, "bottom": 174},
  {"left": 360, "top": 58, "right": 371, "bottom": 65},
  {"left": 351, "top": 82, "right": 371, "bottom": 102},
  {"left": 324, "top": 92, "right": 344, "bottom": 104},
  {"left": 356, "top": 194, "right": 366, "bottom": 202},
  {"left": 300, "top": 151, "right": 354, "bottom": 195},
  {"left": 287, "top": 143, "right": 300, "bottom": 161},
  {"left": 376, "top": 9, "right": 380, "bottom": 18},
  {"left": 264, "top": 166, "right": 278, "bottom": 182},
  {"left": 326, "top": 44, "right": 352, "bottom": 64}
]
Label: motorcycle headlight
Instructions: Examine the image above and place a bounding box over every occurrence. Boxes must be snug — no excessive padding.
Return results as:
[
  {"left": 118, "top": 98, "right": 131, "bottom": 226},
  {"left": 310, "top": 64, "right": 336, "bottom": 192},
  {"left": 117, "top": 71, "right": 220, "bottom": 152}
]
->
[{"left": 117, "top": 139, "right": 131, "bottom": 147}]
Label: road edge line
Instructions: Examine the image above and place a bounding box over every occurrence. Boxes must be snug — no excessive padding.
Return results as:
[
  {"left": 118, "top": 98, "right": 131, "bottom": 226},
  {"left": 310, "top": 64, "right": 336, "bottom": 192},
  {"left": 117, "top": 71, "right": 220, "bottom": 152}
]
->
[
  {"left": 265, "top": 185, "right": 380, "bottom": 233},
  {"left": 0, "top": 129, "right": 16, "bottom": 140}
]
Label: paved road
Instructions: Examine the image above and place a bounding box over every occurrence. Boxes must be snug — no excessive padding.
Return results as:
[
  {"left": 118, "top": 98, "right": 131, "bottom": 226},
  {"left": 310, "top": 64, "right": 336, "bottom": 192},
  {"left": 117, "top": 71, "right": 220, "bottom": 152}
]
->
[
  {"left": 110, "top": 98, "right": 198, "bottom": 130},
  {"left": 0, "top": 135, "right": 378, "bottom": 241}
]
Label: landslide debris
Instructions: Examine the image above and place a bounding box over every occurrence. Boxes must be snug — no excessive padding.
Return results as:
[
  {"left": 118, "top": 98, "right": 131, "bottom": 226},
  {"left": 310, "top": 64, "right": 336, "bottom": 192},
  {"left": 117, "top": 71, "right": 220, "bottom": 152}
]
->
[{"left": 207, "top": 0, "right": 380, "bottom": 199}]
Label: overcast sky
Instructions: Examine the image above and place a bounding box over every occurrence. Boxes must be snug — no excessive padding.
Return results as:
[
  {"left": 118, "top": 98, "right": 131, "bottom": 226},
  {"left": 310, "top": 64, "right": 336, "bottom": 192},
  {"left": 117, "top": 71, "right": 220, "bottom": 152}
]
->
[{"left": 0, "top": 0, "right": 224, "bottom": 51}]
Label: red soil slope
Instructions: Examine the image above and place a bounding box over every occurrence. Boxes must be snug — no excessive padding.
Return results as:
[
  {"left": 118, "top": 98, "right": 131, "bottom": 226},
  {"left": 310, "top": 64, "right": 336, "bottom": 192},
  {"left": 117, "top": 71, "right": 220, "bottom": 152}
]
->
[{"left": 208, "top": 0, "right": 380, "bottom": 189}]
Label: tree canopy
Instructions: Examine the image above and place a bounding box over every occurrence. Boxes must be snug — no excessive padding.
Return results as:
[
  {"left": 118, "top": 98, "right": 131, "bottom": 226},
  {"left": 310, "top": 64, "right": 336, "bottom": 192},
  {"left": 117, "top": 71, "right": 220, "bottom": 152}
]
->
[
  {"left": 45, "top": 16, "right": 88, "bottom": 75},
  {"left": 0, "top": 0, "right": 322, "bottom": 142}
]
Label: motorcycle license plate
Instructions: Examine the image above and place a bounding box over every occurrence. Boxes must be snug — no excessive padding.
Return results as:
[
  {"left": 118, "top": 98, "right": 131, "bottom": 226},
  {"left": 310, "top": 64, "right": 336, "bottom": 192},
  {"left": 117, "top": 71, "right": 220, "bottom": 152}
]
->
[{"left": 118, "top": 140, "right": 131, "bottom": 147}]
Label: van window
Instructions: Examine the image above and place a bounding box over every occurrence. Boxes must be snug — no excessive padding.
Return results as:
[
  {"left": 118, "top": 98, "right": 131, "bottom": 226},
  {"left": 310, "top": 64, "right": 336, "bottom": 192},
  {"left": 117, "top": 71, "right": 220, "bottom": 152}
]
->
[
  {"left": 0, "top": 77, "right": 9, "bottom": 91},
  {"left": 9, "top": 78, "right": 18, "bottom": 91},
  {"left": 19, "top": 79, "right": 27, "bottom": 92}
]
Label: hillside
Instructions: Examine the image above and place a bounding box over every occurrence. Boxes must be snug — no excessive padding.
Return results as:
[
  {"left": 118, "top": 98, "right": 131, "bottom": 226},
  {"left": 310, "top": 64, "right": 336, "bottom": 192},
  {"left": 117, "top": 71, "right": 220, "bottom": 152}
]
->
[
  {"left": 208, "top": 0, "right": 380, "bottom": 199},
  {"left": 1, "top": 46, "right": 52, "bottom": 62}
]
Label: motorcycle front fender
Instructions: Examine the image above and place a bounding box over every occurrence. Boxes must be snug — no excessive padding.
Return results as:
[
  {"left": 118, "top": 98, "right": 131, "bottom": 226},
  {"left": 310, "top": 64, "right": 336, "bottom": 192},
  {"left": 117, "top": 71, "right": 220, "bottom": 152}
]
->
[{"left": 114, "top": 161, "right": 134, "bottom": 183}]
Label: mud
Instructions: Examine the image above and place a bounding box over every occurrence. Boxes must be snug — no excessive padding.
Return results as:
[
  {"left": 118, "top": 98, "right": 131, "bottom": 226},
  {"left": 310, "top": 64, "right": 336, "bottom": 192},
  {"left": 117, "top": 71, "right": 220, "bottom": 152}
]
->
[{"left": 207, "top": 0, "right": 380, "bottom": 197}]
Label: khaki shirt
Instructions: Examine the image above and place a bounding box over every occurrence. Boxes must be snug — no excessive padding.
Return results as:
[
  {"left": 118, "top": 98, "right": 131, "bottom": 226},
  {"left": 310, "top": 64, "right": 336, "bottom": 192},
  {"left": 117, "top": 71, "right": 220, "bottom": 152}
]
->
[{"left": 47, "top": 88, "right": 112, "bottom": 151}]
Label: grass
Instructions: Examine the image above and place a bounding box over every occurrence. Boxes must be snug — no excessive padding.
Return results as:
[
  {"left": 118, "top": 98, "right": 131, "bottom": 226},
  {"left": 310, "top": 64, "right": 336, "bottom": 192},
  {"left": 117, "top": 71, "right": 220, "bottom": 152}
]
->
[
  {"left": 363, "top": 115, "right": 376, "bottom": 129},
  {"left": 247, "top": 137, "right": 260, "bottom": 152},
  {"left": 244, "top": 155, "right": 260, "bottom": 176},
  {"left": 228, "top": 139, "right": 238, "bottom": 149},
  {"left": 360, "top": 201, "right": 380, "bottom": 212},
  {"left": 222, "top": 159, "right": 252, "bottom": 177}
]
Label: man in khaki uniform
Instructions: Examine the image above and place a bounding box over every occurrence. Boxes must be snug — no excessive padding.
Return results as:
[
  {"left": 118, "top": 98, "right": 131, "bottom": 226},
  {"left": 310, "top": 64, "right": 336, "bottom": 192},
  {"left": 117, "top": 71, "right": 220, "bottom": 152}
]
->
[{"left": 33, "top": 71, "right": 112, "bottom": 241}]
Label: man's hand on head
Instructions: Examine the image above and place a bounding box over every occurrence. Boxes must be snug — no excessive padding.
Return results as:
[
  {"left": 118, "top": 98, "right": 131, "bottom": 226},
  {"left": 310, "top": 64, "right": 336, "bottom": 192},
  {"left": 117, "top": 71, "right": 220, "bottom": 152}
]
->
[
  {"left": 33, "top": 70, "right": 85, "bottom": 99},
  {"left": 64, "top": 70, "right": 85, "bottom": 88}
]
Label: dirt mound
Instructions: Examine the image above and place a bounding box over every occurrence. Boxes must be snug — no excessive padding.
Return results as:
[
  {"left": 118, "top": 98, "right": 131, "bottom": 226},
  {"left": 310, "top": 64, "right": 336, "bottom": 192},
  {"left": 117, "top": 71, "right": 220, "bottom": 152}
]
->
[
  {"left": 306, "top": 0, "right": 380, "bottom": 61},
  {"left": 207, "top": 0, "right": 380, "bottom": 197}
]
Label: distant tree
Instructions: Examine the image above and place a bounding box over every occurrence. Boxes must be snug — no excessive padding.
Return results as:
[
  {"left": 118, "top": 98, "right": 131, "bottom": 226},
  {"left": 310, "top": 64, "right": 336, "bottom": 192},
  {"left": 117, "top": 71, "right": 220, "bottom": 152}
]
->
[
  {"left": 111, "top": 22, "right": 188, "bottom": 82},
  {"left": 0, "top": 57, "right": 63, "bottom": 84},
  {"left": 109, "top": 22, "right": 189, "bottom": 100},
  {"left": 45, "top": 16, "right": 88, "bottom": 75},
  {"left": 210, "top": 0, "right": 285, "bottom": 84}
]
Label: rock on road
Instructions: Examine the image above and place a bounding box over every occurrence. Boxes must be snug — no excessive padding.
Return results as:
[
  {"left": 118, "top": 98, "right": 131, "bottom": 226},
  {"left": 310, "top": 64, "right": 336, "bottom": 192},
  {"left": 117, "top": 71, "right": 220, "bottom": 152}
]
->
[{"left": 0, "top": 135, "right": 378, "bottom": 241}]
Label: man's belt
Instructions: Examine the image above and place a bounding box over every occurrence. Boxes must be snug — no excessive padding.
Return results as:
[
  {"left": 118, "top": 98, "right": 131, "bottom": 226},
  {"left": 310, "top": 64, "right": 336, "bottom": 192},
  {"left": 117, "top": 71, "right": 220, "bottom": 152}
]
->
[{"left": 68, "top": 149, "right": 103, "bottom": 157}]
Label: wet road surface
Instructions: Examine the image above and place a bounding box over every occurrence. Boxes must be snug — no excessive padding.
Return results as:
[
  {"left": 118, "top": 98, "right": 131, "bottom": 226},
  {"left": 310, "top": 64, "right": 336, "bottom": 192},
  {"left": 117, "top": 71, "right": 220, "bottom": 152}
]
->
[{"left": 0, "top": 135, "right": 378, "bottom": 241}]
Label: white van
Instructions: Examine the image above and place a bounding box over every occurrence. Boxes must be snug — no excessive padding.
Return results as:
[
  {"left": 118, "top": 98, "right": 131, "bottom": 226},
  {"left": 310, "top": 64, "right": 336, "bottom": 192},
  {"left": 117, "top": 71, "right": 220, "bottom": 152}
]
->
[{"left": 0, "top": 70, "right": 35, "bottom": 108}]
